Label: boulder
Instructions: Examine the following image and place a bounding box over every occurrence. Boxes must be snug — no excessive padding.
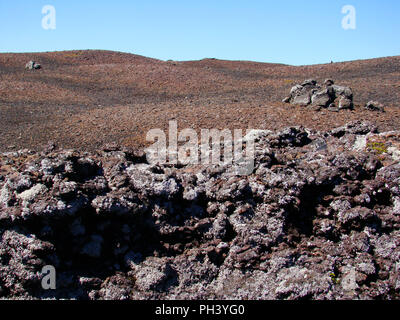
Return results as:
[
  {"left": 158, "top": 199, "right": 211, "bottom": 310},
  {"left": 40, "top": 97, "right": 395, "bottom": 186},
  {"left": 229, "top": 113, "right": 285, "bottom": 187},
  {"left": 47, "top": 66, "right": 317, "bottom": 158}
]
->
[
  {"left": 301, "top": 79, "right": 317, "bottom": 86},
  {"left": 332, "top": 85, "right": 353, "bottom": 100},
  {"left": 292, "top": 91, "right": 311, "bottom": 105},
  {"left": 25, "top": 61, "right": 41, "bottom": 70},
  {"left": 339, "top": 97, "right": 353, "bottom": 110},
  {"left": 311, "top": 88, "right": 334, "bottom": 107},
  {"left": 365, "top": 101, "right": 385, "bottom": 112},
  {"left": 287, "top": 82, "right": 320, "bottom": 106}
]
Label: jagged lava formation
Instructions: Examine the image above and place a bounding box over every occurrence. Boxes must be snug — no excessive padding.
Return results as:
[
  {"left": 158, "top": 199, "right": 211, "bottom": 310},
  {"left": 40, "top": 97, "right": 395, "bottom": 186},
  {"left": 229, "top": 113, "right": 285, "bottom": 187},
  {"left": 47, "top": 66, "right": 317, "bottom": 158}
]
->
[{"left": 1, "top": 121, "right": 399, "bottom": 300}]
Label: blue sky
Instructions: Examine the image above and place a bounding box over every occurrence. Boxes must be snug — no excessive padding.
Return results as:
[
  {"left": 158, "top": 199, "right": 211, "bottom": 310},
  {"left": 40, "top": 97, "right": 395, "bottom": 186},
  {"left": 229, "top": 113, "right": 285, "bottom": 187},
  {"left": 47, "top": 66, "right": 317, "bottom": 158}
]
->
[{"left": 0, "top": 0, "right": 399, "bottom": 65}]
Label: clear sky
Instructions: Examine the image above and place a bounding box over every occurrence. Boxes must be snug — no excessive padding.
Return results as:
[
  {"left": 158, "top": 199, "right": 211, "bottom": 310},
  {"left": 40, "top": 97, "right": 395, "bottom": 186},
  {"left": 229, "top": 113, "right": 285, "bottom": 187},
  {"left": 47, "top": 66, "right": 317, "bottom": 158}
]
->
[{"left": 0, "top": 0, "right": 399, "bottom": 65}]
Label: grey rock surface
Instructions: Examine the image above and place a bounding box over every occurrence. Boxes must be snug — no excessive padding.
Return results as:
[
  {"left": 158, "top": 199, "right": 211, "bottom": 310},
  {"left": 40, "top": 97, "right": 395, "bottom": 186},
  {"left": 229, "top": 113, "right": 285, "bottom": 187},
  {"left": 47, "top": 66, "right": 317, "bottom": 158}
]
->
[
  {"left": 0, "top": 121, "right": 400, "bottom": 300},
  {"left": 284, "top": 79, "right": 353, "bottom": 110}
]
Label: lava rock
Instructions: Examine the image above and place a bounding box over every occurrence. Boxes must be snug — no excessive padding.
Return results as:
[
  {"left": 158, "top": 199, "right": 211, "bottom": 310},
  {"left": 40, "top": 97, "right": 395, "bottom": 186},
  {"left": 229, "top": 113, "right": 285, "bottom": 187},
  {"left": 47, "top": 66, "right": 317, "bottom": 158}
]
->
[
  {"left": 25, "top": 61, "right": 41, "bottom": 70},
  {"left": 365, "top": 101, "right": 385, "bottom": 112}
]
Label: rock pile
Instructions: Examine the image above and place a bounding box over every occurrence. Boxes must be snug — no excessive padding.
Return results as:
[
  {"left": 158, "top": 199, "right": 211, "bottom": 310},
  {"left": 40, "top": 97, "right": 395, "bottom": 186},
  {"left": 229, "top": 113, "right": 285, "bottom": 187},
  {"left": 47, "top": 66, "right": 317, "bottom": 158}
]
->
[
  {"left": 283, "top": 79, "right": 354, "bottom": 111},
  {"left": 1, "top": 121, "right": 400, "bottom": 300}
]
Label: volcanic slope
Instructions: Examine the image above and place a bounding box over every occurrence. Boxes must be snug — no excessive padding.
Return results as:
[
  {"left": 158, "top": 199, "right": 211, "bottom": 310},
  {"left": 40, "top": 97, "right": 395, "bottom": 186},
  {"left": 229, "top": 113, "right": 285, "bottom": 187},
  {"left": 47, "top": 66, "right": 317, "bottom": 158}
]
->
[{"left": 0, "top": 50, "right": 399, "bottom": 151}]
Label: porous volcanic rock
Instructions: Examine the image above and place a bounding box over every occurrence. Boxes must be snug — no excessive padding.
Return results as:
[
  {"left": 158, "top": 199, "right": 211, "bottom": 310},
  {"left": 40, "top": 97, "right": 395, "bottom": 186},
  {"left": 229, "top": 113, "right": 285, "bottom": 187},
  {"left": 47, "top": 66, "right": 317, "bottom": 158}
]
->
[{"left": 0, "top": 121, "right": 400, "bottom": 300}]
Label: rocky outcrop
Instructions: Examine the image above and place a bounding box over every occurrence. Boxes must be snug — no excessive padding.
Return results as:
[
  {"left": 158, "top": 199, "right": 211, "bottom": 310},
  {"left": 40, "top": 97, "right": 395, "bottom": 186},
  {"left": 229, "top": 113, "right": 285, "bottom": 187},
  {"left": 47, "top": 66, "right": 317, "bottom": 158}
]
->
[
  {"left": 1, "top": 121, "right": 400, "bottom": 300},
  {"left": 283, "top": 79, "right": 354, "bottom": 110}
]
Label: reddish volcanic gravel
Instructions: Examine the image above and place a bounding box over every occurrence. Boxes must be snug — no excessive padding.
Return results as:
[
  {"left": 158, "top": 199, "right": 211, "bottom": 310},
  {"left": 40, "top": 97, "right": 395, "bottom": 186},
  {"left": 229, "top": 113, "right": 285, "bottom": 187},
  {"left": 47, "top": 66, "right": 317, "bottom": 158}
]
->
[{"left": 0, "top": 50, "right": 399, "bottom": 152}]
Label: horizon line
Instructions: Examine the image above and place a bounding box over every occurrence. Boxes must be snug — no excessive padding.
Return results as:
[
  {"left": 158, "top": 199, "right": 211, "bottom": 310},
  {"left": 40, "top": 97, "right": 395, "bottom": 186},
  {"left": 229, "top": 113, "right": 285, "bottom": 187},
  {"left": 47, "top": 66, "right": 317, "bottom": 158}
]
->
[{"left": 0, "top": 48, "right": 399, "bottom": 67}]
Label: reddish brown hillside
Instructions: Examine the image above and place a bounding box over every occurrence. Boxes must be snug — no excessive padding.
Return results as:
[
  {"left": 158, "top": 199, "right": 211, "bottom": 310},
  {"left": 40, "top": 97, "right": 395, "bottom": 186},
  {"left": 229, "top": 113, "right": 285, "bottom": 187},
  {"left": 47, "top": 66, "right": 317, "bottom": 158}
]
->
[{"left": 0, "top": 50, "right": 399, "bottom": 151}]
